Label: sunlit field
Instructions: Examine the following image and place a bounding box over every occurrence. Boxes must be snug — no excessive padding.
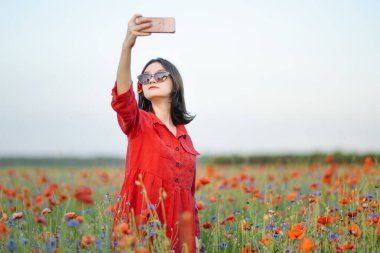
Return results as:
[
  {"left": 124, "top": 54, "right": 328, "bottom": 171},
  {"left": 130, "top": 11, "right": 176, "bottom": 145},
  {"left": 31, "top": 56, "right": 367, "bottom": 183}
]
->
[{"left": 0, "top": 156, "right": 379, "bottom": 252}]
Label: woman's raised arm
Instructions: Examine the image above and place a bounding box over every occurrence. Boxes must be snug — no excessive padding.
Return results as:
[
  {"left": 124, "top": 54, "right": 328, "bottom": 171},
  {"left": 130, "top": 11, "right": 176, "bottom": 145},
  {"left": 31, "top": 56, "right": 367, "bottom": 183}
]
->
[
  {"left": 116, "top": 14, "right": 152, "bottom": 94},
  {"left": 111, "top": 14, "right": 152, "bottom": 138}
]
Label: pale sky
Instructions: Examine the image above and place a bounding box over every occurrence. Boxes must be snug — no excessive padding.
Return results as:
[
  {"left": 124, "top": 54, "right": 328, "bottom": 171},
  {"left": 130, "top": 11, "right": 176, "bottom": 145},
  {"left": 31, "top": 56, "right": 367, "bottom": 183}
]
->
[{"left": 1, "top": 0, "right": 379, "bottom": 157}]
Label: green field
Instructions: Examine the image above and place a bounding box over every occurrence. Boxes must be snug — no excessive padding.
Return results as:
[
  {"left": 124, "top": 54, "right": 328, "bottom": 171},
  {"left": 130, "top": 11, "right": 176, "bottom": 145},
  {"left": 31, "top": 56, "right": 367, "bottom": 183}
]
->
[{"left": 0, "top": 157, "right": 379, "bottom": 252}]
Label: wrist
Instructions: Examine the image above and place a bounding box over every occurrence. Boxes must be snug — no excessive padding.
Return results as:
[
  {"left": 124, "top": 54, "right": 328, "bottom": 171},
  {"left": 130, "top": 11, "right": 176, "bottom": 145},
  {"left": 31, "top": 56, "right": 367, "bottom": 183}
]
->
[
  {"left": 122, "top": 43, "right": 133, "bottom": 51},
  {"left": 123, "top": 34, "right": 136, "bottom": 49}
]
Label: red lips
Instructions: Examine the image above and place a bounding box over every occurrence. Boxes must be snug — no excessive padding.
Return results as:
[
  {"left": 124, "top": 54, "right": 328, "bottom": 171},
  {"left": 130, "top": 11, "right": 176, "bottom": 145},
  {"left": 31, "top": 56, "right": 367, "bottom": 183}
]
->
[{"left": 149, "top": 86, "right": 159, "bottom": 90}]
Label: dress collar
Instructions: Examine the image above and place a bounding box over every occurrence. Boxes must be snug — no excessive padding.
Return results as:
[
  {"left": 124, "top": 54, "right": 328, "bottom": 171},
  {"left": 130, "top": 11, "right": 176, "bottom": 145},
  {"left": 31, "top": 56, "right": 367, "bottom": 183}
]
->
[{"left": 149, "top": 112, "right": 188, "bottom": 139}]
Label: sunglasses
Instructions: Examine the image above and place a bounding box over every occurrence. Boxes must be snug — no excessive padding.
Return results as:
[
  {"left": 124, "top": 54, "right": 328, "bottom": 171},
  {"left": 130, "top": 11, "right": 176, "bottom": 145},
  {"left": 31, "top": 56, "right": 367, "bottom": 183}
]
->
[{"left": 137, "top": 71, "right": 171, "bottom": 85}]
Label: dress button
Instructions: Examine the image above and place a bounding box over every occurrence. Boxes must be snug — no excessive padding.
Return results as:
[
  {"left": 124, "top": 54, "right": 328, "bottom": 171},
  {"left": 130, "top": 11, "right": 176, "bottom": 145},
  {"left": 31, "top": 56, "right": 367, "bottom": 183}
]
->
[
  {"left": 175, "top": 178, "right": 179, "bottom": 183},
  {"left": 175, "top": 146, "right": 180, "bottom": 151},
  {"left": 176, "top": 162, "right": 180, "bottom": 167}
]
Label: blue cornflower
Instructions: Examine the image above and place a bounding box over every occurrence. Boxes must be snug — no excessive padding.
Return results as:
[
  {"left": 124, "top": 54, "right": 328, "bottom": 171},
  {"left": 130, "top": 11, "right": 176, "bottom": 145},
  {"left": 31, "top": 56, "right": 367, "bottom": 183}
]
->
[
  {"left": 138, "top": 224, "right": 146, "bottom": 229},
  {"left": 219, "top": 242, "right": 227, "bottom": 249},
  {"left": 8, "top": 238, "right": 15, "bottom": 251},
  {"left": 365, "top": 194, "right": 374, "bottom": 199},
  {"left": 329, "top": 233, "right": 339, "bottom": 240},
  {"left": 66, "top": 219, "right": 80, "bottom": 227},
  {"left": 210, "top": 215, "right": 217, "bottom": 220},
  {"left": 32, "top": 244, "right": 40, "bottom": 249},
  {"left": 271, "top": 234, "right": 280, "bottom": 238},
  {"left": 95, "top": 240, "right": 102, "bottom": 249},
  {"left": 255, "top": 224, "right": 261, "bottom": 229},
  {"left": 147, "top": 203, "right": 155, "bottom": 210},
  {"left": 46, "top": 237, "right": 56, "bottom": 252},
  {"left": 83, "top": 209, "right": 93, "bottom": 214},
  {"left": 21, "top": 238, "right": 29, "bottom": 245},
  {"left": 369, "top": 213, "right": 379, "bottom": 219},
  {"left": 149, "top": 231, "right": 157, "bottom": 237},
  {"left": 290, "top": 200, "right": 296, "bottom": 203},
  {"left": 8, "top": 217, "right": 13, "bottom": 227}
]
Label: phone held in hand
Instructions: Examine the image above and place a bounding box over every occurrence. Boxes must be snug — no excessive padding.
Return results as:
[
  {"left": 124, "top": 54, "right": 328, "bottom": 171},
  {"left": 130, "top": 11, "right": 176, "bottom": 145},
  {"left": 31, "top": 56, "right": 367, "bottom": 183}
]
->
[{"left": 140, "top": 17, "right": 176, "bottom": 33}]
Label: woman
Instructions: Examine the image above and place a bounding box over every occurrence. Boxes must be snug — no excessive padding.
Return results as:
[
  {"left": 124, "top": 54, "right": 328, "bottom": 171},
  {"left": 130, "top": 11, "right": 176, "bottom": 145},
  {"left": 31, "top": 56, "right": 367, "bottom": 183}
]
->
[{"left": 110, "top": 14, "right": 201, "bottom": 253}]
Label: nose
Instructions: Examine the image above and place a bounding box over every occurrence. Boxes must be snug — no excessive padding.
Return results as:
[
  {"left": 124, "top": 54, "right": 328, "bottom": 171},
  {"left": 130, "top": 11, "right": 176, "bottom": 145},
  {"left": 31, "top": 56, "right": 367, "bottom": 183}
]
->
[{"left": 148, "top": 76, "right": 157, "bottom": 85}]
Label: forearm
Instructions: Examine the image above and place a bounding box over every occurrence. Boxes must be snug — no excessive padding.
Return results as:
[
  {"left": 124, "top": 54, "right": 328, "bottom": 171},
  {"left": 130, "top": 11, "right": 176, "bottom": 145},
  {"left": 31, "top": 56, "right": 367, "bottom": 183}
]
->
[{"left": 116, "top": 45, "right": 133, "bottom": 95}]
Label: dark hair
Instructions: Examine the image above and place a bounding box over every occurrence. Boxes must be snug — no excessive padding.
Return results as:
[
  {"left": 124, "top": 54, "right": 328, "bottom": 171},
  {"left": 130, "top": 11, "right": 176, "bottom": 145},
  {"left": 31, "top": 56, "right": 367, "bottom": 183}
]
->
[{"left": 137, "top": 57, "right": 196, "bottom": 125}]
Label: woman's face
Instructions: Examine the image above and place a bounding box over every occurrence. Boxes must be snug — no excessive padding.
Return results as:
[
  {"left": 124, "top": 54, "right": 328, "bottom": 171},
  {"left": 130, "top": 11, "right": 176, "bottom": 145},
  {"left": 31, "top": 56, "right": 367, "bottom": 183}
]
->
[{"left": 142, "top": 62, "right": 173, "bottom": 101}]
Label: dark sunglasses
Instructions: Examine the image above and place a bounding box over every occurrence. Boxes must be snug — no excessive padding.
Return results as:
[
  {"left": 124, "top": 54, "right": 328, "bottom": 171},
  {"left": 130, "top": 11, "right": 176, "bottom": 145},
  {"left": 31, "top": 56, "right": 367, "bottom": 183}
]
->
[{"left": 137, "top": 71, "right": 171, "bottom": 85}]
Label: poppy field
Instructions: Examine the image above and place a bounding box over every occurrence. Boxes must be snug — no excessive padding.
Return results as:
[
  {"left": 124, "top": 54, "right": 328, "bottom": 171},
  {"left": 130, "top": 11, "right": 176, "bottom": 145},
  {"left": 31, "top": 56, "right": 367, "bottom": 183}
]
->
[{"left": 0, "top": 155, "right": 379, "bottom": 252}]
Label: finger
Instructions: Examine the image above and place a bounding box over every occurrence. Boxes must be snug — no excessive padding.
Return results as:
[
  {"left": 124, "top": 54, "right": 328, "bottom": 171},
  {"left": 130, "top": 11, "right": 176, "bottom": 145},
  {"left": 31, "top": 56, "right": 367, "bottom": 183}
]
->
[
  {"left": 130, "top": 14, "right": 143, "bottom": 25},
  {"left": 132, "top": 13, "right": 142, "bottom": 20},
  {"left": 133, "top": 22, "right": 152, "bottom": 31},
  {"left": 130, "top": 14, "right": 142, "bottom": 23},
  {"left": 135, "top": 17, "right": 152, "bottom": 25},
  {"left": 134, "top": 31, "right": 152, "bottom": 36}
]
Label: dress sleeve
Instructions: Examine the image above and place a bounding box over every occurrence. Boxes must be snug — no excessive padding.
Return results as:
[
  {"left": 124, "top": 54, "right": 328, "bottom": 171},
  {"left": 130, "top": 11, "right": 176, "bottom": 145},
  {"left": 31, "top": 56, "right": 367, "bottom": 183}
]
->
[
  {"left": 111, "top": 80, "right": 143, "bottom": 139},
  {"left": 191, "top": 168, "right": 201, "bottom": 237}
]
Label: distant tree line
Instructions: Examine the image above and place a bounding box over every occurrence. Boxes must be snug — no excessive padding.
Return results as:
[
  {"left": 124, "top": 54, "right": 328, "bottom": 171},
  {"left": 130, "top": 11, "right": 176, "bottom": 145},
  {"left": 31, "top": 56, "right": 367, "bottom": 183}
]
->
[
  {"left": 207, "top": 152, "right": 378, "bottom": 165},
  {"left": 0, "top": 157, "right": 124, "bottom": 168},
  {"left": 0, "top": 152, "right": 378, "bottom": 168}
]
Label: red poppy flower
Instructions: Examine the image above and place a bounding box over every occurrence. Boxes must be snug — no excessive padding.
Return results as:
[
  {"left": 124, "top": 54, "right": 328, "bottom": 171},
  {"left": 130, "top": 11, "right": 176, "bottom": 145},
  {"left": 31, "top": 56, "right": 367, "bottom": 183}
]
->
[
  {"left": 298, "top": 237, "right": 318, "bottom": 252},
  {"left": 137, "top": 82, "right": 143, "bottom": 94},
  {"left": 202, "top": 222, "right": 211, "bottom": 229},
  {"left": 348, "top": 223, "right": 361, "bottom": 239},
  {"left": 73, "top": 186, "right": 94, "bottom": 205},
  {"left": 34, "top": 214, "right": 47, "bottom": 226},
  {"left": 80, "top": 234, "right": 95, "bottom": 248}
]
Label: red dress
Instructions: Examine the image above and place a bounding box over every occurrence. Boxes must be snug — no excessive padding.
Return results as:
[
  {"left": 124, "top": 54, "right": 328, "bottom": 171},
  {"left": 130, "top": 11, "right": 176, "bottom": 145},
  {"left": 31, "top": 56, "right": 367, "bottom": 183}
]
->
[{"left": 110, "top": 81, "right": 201, "bottom": 252}]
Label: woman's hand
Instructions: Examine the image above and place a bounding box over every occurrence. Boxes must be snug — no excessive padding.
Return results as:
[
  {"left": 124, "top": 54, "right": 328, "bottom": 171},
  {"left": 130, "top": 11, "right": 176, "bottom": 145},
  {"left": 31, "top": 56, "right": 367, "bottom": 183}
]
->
[
  {"left": 123, "top": 14, "right": 153, "bottom": 50},
  {"left": 195, "top": 236, "right": 200, "bottom": 253}
]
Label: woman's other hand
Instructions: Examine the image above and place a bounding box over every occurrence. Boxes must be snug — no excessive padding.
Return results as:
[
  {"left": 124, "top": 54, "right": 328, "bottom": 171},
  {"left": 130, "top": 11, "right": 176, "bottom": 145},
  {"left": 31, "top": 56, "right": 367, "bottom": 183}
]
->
[{"left": 123, "top": 14, "right": 152, "bottom": 49}]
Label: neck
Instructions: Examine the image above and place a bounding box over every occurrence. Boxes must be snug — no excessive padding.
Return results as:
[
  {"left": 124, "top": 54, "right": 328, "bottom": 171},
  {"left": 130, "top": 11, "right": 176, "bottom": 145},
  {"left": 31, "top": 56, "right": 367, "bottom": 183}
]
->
[{"left": 152, "top": 98, "right": 173, "bottom": 126}]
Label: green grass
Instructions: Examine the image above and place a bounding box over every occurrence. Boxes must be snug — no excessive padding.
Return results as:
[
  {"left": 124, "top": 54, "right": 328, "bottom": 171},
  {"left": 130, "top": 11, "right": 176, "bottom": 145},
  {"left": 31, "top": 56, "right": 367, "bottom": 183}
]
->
[{"left": 0, "top": 161, "right": 379, "bottom": 252}]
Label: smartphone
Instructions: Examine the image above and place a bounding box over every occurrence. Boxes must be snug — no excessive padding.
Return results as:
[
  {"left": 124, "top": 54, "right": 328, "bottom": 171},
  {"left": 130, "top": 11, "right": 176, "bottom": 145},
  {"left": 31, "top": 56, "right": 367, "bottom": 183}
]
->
[{"left": 140, "top": 17, "right": 176, "bottom": 33}]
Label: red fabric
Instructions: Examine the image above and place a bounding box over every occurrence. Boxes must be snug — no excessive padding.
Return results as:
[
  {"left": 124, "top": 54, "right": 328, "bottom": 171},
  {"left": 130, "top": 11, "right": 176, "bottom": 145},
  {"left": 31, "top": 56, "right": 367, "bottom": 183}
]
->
[{"left": 110, "top": 80, "right": 201, "bottom": 252}]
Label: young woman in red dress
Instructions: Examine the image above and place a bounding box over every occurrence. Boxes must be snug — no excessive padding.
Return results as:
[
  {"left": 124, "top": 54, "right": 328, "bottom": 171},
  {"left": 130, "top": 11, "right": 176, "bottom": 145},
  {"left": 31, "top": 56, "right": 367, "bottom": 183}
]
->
[{"left": 110, "top": 14, "right": 201, "bottom": 252}]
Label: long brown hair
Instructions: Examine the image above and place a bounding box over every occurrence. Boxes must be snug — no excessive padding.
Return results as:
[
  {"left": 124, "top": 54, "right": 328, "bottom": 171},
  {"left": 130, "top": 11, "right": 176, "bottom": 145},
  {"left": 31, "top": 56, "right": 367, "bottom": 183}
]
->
[{"left": 137, "top": 57, "right": 196, "bottom": 125}]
